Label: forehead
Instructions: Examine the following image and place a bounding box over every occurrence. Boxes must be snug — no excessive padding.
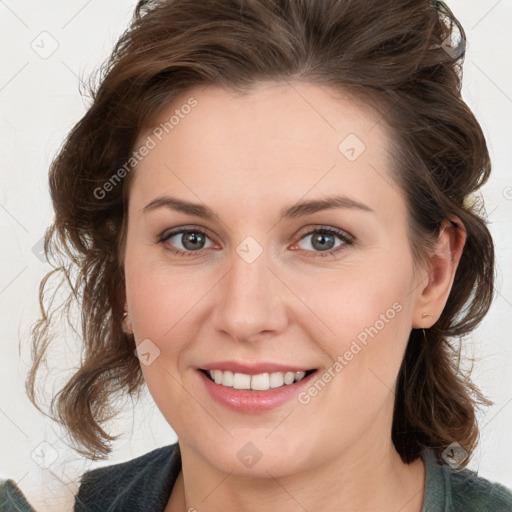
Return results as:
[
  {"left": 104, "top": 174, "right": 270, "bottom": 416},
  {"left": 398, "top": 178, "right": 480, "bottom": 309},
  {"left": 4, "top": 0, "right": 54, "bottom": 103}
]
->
[
  {"left": 129, "top": 82, "right": 404, "bottom": 219},
  {"left": 137, "top": 81, "right": 386, "bottom": 157}
]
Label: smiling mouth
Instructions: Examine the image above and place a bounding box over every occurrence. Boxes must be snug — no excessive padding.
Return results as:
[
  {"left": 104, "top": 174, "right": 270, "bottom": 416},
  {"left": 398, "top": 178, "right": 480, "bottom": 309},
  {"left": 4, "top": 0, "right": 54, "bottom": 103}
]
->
[{"left": 200, "top": 368, "right": 317, "bottom": 391}]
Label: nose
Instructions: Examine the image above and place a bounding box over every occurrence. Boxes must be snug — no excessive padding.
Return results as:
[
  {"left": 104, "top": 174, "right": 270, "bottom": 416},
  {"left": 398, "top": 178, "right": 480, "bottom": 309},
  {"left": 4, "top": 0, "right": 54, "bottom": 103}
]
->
[{"left": 211, "top": 242, "right": 289, "bottom": 343}]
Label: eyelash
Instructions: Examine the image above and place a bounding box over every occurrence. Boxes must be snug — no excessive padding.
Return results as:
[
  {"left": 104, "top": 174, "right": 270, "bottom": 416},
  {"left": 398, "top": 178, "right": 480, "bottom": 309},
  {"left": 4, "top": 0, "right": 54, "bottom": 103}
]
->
[{"left": 157, "top": 226, "right": 354, "bottom": 258}]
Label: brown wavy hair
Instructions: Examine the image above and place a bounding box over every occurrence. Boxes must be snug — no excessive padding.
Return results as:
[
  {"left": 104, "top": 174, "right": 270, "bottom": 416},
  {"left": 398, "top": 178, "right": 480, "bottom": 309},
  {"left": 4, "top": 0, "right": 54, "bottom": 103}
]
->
[{"left": 26, "top": 0, "right": 495, "bottom": 465}]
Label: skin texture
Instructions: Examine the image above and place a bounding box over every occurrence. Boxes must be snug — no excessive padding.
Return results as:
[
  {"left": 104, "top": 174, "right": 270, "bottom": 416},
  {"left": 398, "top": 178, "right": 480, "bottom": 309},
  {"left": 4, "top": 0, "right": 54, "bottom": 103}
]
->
[{"left": 123, "top": 82, "right": 466, "bottom": 512}]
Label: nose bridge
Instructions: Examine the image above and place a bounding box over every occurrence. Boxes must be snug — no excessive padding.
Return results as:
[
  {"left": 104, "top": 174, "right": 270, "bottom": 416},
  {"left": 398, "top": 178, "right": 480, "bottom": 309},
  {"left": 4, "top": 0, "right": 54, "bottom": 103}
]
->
[{"left": 213, "top": 236, "right": 287, "bottom": 341}]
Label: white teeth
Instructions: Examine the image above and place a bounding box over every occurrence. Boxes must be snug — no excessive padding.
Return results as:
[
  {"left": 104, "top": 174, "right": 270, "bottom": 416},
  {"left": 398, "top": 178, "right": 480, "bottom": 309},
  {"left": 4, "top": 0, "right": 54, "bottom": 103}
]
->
[
  {"left": 233, "top": 372, "right": 251, "bottom": 390},
  {"left": 269, "top": 372, "right": 284, "bottom": 388},
  {"left": 283, "top": 371, "right": 295, "bottom": 385},
  {"left": 251, "top": 373, "right": 270, "bottom": 391},
  {"left": 207, "top": 369, "right": 309, "bottom": 391},
  {"left": 221, "top": 370, "right": 233, "bottom": 387}
]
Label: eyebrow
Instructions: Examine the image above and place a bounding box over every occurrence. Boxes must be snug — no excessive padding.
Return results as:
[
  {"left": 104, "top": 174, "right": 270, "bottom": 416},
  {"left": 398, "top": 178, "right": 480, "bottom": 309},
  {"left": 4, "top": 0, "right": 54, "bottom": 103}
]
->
[{"left": 142, "top": 194, "right": 374, "bottom": 220}]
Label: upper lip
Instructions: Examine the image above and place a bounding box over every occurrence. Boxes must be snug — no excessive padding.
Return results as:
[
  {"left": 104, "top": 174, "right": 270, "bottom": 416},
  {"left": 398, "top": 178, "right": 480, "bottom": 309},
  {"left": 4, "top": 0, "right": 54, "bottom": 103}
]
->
[{"left": 198, "top": 361, "right": 317, "bottom": 375}]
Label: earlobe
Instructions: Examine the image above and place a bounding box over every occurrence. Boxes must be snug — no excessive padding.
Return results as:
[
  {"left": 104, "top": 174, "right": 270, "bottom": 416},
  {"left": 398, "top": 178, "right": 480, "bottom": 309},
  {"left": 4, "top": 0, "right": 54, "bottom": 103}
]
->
[
  {"left": 122, "top": 304, "right": 134, "bottom": 335},
  {"left": 412, "top": 217, "right": 466, "bottom": 329}
]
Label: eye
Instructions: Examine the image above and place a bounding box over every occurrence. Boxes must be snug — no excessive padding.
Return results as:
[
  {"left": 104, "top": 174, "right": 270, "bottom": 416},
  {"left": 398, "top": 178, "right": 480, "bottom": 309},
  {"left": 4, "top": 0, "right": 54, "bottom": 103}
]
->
[
  {"left": 158, "top": 225, "right": 353, "bottom": 258},
  {"left": 158, "top": 228, "right": 215, "bottom": 256},
  {"left": 292, "top": 226, "right": 353, "bottom": 258}
]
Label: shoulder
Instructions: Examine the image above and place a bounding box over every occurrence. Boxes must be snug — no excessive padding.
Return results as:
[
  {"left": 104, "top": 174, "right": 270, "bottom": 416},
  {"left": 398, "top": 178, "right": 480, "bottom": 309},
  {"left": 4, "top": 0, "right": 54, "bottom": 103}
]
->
[
  {"left": 0, "top": 478, "right": 36, "bottom": 511},
  {"left": 422, "top": 449, "right": 512, "bottom": 512},
  {"left": 74, "top": 442, "right": 181, "bottom": 512},
  {"left": 444, "top": 465, "right": 512, "bottom": 511}
]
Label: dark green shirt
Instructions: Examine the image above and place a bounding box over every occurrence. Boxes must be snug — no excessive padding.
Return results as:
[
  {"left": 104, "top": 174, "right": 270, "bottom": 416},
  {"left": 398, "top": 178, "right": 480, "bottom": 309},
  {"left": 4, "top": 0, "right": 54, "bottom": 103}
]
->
[{"left": 2, "top": 443, "right": 512, "bottom": 511}]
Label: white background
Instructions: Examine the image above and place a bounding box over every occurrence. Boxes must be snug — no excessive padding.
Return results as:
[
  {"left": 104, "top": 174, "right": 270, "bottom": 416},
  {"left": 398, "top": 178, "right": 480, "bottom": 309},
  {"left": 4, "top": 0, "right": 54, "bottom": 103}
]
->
[{"left": 0, "top": 1, "right": 511, "bottom": 510}]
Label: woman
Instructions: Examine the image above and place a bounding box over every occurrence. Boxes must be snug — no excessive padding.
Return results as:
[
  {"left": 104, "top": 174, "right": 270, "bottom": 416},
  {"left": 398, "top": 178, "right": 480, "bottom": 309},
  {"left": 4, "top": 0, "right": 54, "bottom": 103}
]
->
[{"left": 7, "top": 0, "right": 512, "bottom": 510}]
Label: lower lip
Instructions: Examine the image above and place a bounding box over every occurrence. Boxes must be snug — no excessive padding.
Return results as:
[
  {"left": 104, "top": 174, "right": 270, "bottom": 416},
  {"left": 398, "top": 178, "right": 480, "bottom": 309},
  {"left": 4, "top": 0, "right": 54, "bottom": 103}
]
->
[{"left": 197, "top": 369, "right": 317, "bottom": 413}]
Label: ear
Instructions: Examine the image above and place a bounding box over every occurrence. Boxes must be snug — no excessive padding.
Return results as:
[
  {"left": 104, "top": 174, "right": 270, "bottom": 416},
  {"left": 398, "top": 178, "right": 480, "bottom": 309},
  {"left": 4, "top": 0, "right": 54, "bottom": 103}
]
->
[{"left": 412, "top": 216, "right": 466, "bottom": 329}]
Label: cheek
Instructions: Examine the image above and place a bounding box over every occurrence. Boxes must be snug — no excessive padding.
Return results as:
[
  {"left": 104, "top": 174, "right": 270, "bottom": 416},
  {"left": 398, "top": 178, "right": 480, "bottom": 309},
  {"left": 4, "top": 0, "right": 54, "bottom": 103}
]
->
[
  {"left": 294, "top": 254, "right": 415, "bottom": 404},
  {"left": 296, "top": 270, "right": 414, "bottom": 447},
  {"left": 124, "top": 242, "right": 206, "bottom": 337},
  {"left": 289, "top": 260, "right": 413, "bottom": 346},
  {"left": 123, "top": 256, "right": 203, "bottom": 411}
]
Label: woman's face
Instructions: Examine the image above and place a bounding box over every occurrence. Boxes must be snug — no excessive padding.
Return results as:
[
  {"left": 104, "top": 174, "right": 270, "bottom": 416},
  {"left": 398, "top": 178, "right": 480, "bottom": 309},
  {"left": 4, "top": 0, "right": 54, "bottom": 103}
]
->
[{"left": 124, "top": 82, "right": 428, "bottom": 477}]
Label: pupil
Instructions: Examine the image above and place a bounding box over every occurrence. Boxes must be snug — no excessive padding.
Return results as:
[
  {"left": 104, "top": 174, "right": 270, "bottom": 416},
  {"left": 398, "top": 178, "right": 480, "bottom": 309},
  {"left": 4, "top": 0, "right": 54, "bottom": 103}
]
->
[
  {"left": 313, "top": 233, "right": 334, "bottom": 251},
  {"left": 183, "top": 232, "right": 204, "bottom": 250}
]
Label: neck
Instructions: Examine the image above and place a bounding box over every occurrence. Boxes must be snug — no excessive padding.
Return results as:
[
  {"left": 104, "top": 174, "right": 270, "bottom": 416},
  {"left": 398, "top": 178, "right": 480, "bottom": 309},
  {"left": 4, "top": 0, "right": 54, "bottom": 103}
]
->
[{"left": 167, "top": 436, "right": 425, "bottom": 512}]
